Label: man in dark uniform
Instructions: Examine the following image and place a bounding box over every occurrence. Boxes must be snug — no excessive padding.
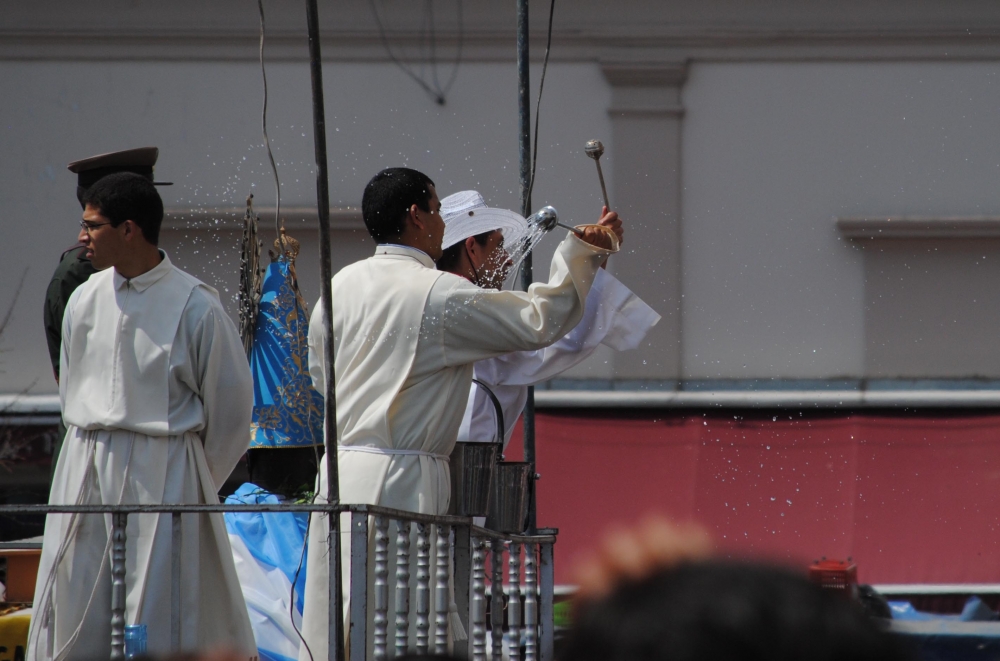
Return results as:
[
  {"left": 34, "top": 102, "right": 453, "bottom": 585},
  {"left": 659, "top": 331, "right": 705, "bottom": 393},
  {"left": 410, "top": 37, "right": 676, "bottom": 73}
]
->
[
  {"left": 42, "top": 148, "right": 171, "bottom": 478},
  {"left": 43, "top": 147, "right": 171, "bottom": 381}
]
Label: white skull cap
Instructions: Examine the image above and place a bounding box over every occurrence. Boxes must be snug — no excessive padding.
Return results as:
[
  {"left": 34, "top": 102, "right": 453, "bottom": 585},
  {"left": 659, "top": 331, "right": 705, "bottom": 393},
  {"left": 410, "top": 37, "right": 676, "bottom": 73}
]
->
[{"left": 440, "top": 190, "right": 528, "bottom": 251}]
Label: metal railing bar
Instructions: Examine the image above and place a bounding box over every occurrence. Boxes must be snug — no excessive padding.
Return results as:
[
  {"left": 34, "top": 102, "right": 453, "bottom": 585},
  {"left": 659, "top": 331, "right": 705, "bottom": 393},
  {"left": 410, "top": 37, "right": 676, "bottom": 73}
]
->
[
  {"left": 0, "top": 504, "right": 342, "bottom": 514},
  {"left": 539, "top": 542, "right": 555, "bottom": 661},
  {"left": 471, "top": 526, "right": 557, "bottom": 545},
  {"left": 349, "top": 512, "right": 370, "bottom": 661},
  {"left": 110, "top": 512, "right": 128, "bottom": 661},
  {"left": 415, "top": 523, "right": 431, "bottom": 654},
  {"left": 490, "top": 540, "right": 505, "bottom": 661},
  {"left": 452, "top": 525, "right": 472, "bottom": 659},
  {"left": 433, "top": 525, "right": 450, "bottom": 654},
  {"left": 171, "top": 512, "right": 182, "bottom": 651}
]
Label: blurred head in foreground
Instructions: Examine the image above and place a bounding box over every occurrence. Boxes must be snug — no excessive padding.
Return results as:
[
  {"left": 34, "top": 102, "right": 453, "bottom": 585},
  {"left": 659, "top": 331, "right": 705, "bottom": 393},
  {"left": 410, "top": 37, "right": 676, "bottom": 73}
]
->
[{"left": 562, "top": 517, "right": 912, "bottom": 661}]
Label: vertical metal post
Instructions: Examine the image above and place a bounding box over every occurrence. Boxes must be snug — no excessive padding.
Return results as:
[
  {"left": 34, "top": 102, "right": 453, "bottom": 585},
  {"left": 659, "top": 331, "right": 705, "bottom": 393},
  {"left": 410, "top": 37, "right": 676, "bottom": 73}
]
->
[
  {"left": 110, "top": 512, "right": 128, "bottom": 661},
  {"left": 516, "top": 0, "right": 538, "bottom": 536},
  {"left": 171, "top": 512, "right": 182, "bottom": 651},
  {"left": 349, "top": 512, "right": 370, "bottom": 661},
  {"left": 523, "top": 543, "right": 538, "bottom": 661},
  {"left": 305, "top": 2, "right": 344, "bottom": 658},
  {"left": 434, "top": 525, "right": 451, "bottom": 654},
  {"left": 539, "top": 542, "right": 555, "bottom": 661},
  {"left": 471, "top": 537, "right": 488, "bottom": 661},
  {"left": 507, "top": 542, "right": 522, "bottom": 660},
  {"left": 415, "top": 523, "right": 432, "bottom": 653},
  {"left": 453, "top": 524, "right": 472, "bottom": 659},
  {"left": 395, "top": 520, "right": 412, "bottom": 657},
  {"left": 490, "top": 540, "right": 506, "bottom": 661},
  {"left": 373, "top": 516, "right": 390, "bottom": 661}
]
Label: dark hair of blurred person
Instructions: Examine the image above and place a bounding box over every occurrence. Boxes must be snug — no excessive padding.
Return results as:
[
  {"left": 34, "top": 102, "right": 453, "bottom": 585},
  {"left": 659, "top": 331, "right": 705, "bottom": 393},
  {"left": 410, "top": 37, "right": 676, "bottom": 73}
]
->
[{"left": 560, "top": 560, "right": 914, "bottom": 661}]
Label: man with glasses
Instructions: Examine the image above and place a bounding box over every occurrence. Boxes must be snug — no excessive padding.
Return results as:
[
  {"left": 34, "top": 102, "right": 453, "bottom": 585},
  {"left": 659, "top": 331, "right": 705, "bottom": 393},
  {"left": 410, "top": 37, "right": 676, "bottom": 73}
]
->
[
  {"left": 43, "top": 147, "right": 171, "bottom": 383},
  {"left": 28, "top": 172, "right": 256, "bottom": 660}
]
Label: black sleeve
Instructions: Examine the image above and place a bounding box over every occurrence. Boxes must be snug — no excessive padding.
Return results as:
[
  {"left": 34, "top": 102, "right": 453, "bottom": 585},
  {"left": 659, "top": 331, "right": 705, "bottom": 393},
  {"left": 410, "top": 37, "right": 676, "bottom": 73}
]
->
[{"left": 43, "top": 248, "right": 96, "bottom": 380}]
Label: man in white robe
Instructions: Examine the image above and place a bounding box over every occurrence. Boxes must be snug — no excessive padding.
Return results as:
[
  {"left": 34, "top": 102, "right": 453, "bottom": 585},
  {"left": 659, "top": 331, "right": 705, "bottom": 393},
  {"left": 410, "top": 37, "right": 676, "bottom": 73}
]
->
[
  {"left": 28, "top": 173, "right": 256, "bottom": 660},
  {"left": 436, "top": 191, "right": 661, "bottom": 448},
  {"left": 300, "top": 168, "right": 617, "bottom": 659}
]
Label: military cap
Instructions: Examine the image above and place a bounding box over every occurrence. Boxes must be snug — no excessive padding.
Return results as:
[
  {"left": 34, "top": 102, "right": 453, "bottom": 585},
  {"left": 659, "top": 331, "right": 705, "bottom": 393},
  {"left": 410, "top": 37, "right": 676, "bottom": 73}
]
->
[{"left": 67, "top": 146, "right": 172, "bottom": 190}]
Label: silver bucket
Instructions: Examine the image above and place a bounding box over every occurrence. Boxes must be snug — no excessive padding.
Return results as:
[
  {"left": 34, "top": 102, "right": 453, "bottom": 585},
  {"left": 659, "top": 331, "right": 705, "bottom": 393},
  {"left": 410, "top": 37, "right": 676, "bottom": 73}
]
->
[
  {"left": 448, "top": 379, "right": 505, "bottom": 516},
  {"left": 449, "top": 442, "right": 501, "bottom": 516},
  {"left": 485, "top": 462, "right": 532, "bottom": 534}
]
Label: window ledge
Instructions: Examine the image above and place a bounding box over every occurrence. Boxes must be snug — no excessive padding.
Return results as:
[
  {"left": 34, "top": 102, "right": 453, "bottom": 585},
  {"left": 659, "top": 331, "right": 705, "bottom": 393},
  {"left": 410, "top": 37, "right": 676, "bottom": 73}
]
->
[{"left": 837, "top": 216, "right": 1000, "bottom": 240}]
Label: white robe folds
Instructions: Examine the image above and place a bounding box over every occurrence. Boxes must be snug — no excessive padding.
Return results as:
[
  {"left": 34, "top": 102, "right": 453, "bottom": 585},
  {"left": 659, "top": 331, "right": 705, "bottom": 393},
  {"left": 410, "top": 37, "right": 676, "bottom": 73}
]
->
[
  {"left": 28, "top": 253, "right": 256, "bottom": 661},
  {"left": 459, "top": 267, "right": 662, "bottom": 446},
  {"left": 300, "top": 234, "right": 613, "bottom": 660}
]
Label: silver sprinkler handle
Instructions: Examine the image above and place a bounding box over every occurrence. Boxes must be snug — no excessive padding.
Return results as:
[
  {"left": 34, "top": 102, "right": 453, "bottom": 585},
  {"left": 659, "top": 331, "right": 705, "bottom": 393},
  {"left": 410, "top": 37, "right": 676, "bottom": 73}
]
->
[
  {"left": 526, "top": 206, "right": 584, "bottom": 237},
  {"left": 584, "top": 139, "right": 611, "bottom": 210}
]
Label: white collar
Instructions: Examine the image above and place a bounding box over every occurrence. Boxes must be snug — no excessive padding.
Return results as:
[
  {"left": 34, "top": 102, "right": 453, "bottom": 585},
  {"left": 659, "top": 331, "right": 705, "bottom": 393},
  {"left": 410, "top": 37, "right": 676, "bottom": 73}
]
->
[
  {"left": 374, "top": 244, "right": 436, "bottom": 269},
  {"left": 113, "top": 250, "right": 172, "bottom": 292}
]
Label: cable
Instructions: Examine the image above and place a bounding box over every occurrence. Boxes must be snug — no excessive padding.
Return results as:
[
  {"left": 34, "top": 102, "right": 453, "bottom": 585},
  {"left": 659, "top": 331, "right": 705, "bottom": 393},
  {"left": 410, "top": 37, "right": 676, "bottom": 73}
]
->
[
  {"left": 370, "top": 0, "right": 463, "bottom": 105},
  {"left": 257, "top": 0, "right": 284, "bottom": 250},
  {"left": 525, "top": 0, "right": 556, "bottom": 206}
]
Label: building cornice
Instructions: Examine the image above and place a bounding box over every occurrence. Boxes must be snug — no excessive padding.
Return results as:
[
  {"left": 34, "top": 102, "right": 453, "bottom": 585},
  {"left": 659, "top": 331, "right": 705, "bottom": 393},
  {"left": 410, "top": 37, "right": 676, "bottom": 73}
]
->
[{"left": 8, "top": 28, "right": 1000, "bottom": 64}]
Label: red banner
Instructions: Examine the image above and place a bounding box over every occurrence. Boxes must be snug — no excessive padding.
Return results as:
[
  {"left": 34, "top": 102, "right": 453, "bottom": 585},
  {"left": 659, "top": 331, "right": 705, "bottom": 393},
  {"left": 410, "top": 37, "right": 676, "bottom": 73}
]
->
[{"left": 508, "top": 410, "right": 1000, "bottom": 586}]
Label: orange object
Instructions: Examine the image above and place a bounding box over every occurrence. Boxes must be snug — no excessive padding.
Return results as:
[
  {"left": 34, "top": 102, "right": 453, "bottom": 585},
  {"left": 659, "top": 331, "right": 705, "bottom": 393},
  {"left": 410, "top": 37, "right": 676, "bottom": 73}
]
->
[{"left": 0, "top": 550, "right": 41, "bottom": 603}]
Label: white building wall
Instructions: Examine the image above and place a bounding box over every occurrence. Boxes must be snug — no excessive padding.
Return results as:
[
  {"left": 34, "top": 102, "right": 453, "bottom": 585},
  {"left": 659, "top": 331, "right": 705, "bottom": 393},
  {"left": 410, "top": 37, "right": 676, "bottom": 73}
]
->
[
  {"left": 5, "top": 1, "right": 1000, "bottom": 396},
  {"left": 681, "top": 62, "right": 1000, "bottom": 379}
]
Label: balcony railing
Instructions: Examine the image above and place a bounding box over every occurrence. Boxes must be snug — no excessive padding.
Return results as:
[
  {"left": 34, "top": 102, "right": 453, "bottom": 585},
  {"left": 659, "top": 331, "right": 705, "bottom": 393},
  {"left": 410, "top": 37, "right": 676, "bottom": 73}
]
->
[{"left": 0, "top": 502, "right": 557, "bottom": 661}]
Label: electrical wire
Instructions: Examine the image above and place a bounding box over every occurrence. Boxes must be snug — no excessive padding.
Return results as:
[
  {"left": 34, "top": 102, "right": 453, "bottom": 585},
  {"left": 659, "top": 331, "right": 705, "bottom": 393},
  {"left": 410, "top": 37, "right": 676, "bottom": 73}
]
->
[
  {"left": 370, "top": 0, "right": 463, "bottom": 105},
  {"left": 526, "top": 0, "right": 556, "bottom": 206},
  {"left": 257, "top": 0, "right": 284, "bottom": 250}
]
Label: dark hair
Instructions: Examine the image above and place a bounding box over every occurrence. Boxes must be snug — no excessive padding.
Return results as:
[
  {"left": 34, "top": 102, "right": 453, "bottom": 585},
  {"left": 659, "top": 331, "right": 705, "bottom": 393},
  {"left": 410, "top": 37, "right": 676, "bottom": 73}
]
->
[
  {"left": 81, "top": 172, "right": 164, "bottom": 245},
  {"left": 436, "top": 230, "right": 492, "bottom": 272},
  {"left": 361, "top": 168, "right": 435, "bottom": 243},
  {"left": 560, "top": 561, "right": 913, "bottom": 661}
]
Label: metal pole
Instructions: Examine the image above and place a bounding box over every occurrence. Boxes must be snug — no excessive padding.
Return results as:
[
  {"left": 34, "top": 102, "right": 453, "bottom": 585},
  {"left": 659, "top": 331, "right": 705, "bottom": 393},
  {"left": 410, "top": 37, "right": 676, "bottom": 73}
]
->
[
  {"left": 110, "top": 512, "right": 127, "bottom": 661},
  {"left": 305, "top": 1, "right": 345, "bottom": 659},
  {"left": 516, "top": 0, "right": 538, "bottom": 534}
]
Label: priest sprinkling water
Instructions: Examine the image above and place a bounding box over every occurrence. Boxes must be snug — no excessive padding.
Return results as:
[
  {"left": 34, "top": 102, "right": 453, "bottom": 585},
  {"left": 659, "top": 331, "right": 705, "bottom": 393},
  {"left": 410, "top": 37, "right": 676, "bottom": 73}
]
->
[
  {"left": 301, "top": 167, "right": 617, "bottom": 658},
  {"left": 28, "top": 173, "right": 256, "bottom": 660}
]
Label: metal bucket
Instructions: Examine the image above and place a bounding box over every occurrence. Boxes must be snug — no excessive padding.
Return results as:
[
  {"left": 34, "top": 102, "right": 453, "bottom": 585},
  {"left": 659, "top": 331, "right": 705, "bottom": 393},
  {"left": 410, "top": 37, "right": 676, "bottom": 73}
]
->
[
  {"left": 448, "top": 379, "right": 505, "bottom": 516},
  {"left": 449, "top": 442, "right": 501, "bottom": 516},
  {"left": 485, "top": 462, "right": 532, "bottom": 534}
]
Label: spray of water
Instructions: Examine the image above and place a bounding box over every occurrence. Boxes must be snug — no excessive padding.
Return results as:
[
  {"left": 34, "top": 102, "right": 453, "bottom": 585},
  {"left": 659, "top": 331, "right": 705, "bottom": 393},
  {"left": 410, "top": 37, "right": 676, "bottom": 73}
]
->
[{"left": 503, "top": 219, "right": 551, "bottom": 290}]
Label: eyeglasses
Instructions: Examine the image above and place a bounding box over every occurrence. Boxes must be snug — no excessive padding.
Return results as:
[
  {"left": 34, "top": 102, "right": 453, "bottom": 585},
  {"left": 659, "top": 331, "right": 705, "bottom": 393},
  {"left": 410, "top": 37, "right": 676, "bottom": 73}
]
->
[{"left": 80, "top": 220, "right": 113, "bottom": 233}]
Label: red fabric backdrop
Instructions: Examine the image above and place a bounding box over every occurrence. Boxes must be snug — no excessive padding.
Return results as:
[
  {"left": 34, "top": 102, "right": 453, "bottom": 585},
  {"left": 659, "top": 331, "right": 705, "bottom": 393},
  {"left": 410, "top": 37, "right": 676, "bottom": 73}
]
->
[{"left": 505, "top": 410, "right": 1000, "bottom": 586}]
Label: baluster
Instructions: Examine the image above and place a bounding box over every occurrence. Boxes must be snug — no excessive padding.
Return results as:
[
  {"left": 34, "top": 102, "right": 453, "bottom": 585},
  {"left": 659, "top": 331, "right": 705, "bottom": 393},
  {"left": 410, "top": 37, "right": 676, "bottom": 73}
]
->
[
  {"left": 507, "top": 542, "right": 522, "bottom": 661},
  {"left": 539, "top": 542, "right": 555, "bottom": 661},
  {"left": 524, "top": 543, "right": 538, "bottom": 661},
  {"left": 395, "top": 520, "right": 411, "bottom": 657},
  {"left": 490, "top": 540, "right": 505, "bottom": 661},
  {"left": 416, "top": 522, "right": 431, "bottom": 653},
  {"left": 471, "top": 537, "right": 488, "bottom": 661},
  {"left": 434, "top": 525, "right": 451, "bottom": 654},
  {"left": 373, "top": 516, "right": 390, "bottom": 660},
  {"left": 350, "top": 512, "right": 370, "bottom": 661},
  {"left": 171, "top": 512, "right": 182, "bottom": 651},
  {"left": 110, "top": 512, "right": 128, "bottom": 661}
]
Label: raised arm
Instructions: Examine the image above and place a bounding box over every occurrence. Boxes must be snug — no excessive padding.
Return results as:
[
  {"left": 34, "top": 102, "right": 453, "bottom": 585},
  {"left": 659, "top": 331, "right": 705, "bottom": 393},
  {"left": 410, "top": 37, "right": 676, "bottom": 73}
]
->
[{"left": 436, "top": 231, "right": 616, "bottom": 366}]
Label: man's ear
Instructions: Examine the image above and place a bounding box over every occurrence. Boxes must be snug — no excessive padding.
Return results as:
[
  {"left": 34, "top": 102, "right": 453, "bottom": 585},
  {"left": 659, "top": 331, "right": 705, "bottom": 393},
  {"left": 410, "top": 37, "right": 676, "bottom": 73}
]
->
[
  {"left": 408, "top": 203, "right": 426, "bottom": 231},
  {"left": 122, "top": 220, "right": 137, "bottom": 242},
  {"left": 464, "top": 236, "right": 479, "bottom": 258}
]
